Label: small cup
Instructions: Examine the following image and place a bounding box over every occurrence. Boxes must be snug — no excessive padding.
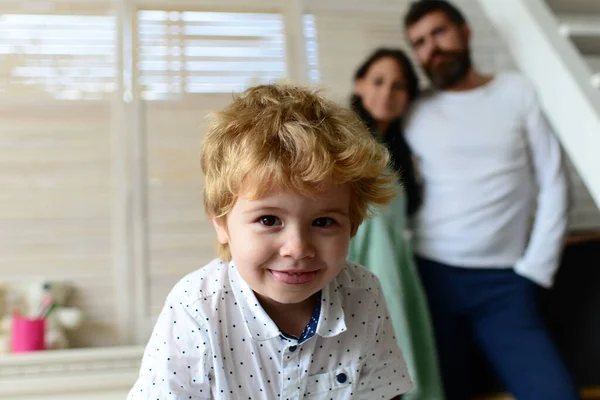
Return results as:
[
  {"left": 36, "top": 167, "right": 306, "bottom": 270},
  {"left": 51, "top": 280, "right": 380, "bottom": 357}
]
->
[{"left": 11, "top": 314, "right": 46, "bottom": 353}]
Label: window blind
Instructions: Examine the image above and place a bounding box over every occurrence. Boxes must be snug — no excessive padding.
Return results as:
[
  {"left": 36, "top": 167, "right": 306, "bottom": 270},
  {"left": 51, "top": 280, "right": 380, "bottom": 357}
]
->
[
  {"left": 137, "top": 10, "right": 287, "bottom": 99},
  {"left": 0, "top": 13, "right": 116, "bottom": 100}
]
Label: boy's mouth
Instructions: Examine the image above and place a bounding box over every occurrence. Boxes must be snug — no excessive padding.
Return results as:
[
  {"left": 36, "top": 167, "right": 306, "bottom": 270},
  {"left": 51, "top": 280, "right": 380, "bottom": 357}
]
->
[{"left": 269, "top": 270, "right": 317, "bottom": 284}]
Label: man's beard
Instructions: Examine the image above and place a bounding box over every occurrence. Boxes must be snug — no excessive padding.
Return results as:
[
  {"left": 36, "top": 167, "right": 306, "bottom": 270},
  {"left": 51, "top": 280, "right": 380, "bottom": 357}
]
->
[{"left": 425, "top": 48, "right": 471, "bottom": 89}]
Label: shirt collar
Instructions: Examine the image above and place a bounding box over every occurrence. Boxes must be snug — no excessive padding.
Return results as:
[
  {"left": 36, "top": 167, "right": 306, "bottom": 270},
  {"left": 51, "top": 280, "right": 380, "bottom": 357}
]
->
[
  {"left": 281, "top": 291, "right": 321, "bottom": 344},
  {"left": 316, "top": 273, "right": 347, "bottom": 337},
  {"left": 229, "top": 263, "right": 281, "bottom": 341},
  {"left": 228, "top": 262, "right": 347, "bottom": 341}
]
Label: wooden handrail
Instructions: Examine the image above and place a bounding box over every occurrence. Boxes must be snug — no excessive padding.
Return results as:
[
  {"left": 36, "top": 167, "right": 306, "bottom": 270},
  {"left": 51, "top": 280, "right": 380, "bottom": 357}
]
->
[{"left": 565, "top": 231, "right": 600, "bottom": 245}]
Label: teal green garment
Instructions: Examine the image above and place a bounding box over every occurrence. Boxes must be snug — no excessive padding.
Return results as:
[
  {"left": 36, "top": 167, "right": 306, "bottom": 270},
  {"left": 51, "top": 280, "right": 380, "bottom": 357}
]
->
[{"left": 348, "top": 192, "right": 445, "bottom": 400}]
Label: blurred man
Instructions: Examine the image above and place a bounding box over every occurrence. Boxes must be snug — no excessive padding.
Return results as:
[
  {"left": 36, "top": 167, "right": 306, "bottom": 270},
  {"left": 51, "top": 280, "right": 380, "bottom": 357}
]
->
[{"left": 403, "top": 1, "right": 579, "bottom": 399}]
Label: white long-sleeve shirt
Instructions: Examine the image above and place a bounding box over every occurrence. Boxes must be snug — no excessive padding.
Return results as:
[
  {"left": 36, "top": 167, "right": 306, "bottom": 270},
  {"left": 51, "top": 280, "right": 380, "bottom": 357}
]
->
[{"left": 405, "top": 72, "right": 568, "bottom": 288}]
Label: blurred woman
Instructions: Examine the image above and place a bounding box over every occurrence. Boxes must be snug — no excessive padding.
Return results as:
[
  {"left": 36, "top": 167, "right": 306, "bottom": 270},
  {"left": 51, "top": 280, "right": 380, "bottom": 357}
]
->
[{"left": 348, "top": 48, "right": 444, "bottom": 399}]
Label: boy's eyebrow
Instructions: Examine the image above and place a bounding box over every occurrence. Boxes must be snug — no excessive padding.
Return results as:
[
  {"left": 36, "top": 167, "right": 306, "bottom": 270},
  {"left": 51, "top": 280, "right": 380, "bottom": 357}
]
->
[
  {"left": 242, "top": 206, "right": 283, "bottom": 214},
  {"left": 319, "top": 207, "right": 350, "bottom": 216},
  {"left": 242, "top": 206, "right": 349, "bottom": 216}
]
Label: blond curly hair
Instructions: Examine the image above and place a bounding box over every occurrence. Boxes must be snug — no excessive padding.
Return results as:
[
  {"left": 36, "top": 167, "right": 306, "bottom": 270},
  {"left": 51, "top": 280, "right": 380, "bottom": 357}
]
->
[{"left": 201, "top": 84, "right": 397, "bottom": 261}]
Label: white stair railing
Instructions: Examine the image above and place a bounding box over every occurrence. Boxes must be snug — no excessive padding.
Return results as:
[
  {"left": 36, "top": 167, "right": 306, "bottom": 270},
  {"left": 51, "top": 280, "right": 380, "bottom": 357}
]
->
[{"left": 478, "top": 0, "right": 600, "bottom": 209}]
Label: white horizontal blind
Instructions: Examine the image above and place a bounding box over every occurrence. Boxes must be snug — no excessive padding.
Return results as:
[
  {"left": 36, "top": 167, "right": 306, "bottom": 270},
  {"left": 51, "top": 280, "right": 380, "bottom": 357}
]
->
[
  {"left": 303, "top": 14, "right": 320, "bottom": 84},
  {"left": 144, "top": 96, "right": 234, "bottom": 324},
  {"left": 0, "top": 100, "right": 117, "bottom": 347},
  {"left": 0, "top": 12, "right": 116, "bottom": 100},
  {"left": 137, "top": 10, "right": 287, "bottom": 99},
  {"left": 0, "top": 5, "right": 119, "bottom": 347}
]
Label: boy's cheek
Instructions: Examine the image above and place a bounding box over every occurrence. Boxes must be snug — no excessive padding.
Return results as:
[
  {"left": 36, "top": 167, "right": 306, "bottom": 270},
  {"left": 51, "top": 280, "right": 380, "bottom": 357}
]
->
[
  {"left": 230, "top": 234, "right": 273, "bottom": 261},
  {"left": 322, "top": 237, "right": 350, "bottom": 263}
]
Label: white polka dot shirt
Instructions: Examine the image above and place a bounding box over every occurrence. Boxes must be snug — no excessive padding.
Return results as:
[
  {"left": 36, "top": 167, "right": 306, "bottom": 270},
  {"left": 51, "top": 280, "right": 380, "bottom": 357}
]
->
[{"left": 128, "top": 259, "right": 413, "bottom": 399}]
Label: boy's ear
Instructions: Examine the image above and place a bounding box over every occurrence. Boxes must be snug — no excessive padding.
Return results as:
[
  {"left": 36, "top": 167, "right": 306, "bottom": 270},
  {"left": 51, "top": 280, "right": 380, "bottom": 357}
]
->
[{"left": 212, "top": 218, "right": 229, "bottom": 244}]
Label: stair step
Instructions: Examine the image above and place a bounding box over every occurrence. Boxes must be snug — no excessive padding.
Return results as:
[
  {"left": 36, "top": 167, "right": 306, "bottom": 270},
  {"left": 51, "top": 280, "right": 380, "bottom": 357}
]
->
[
  {"left": 557, "top": 13, "right": 600, "bottom": 37},
  {"left": 571, "top": 36, "right": 600, "bottom": 56},
  {"left": 557, "top": 14, "right": 600, "bottom": 55},
  {"left": 547, "top": 0, "right": 600, "bottom": 14},
  {"left": 556, "top": 14, "right": 600, "bottom": 85},
  {"left": 585, "top": 56, "right": 600, "bottom": 73}
]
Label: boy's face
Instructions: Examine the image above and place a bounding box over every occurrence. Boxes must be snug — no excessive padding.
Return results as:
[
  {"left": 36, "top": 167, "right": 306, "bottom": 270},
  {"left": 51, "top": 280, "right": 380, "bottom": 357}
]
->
[{"left": 213, "top": 183, "right": 351, "bottom": 308}]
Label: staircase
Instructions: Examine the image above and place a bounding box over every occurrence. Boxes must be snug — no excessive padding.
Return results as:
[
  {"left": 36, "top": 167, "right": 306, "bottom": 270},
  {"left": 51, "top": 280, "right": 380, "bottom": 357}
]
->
[
  {"left": 477, "top": 0, "right": 600, "bottom": 231},
  {"left": 549, "top": 0, "right": 600, "bottom": 89}
]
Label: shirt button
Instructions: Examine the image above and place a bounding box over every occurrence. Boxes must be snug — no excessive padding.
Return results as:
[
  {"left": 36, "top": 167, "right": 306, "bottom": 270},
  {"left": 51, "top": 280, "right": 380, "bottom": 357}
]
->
[
  {"left": 289, "top": 345, "right": 297, "bottom": 352},
  {"left": 336, "top": 373, "right": 347, "bottom": 383}
]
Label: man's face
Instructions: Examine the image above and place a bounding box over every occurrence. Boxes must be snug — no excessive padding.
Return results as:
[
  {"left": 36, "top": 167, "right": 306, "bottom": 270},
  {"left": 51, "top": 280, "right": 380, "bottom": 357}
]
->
[{"left": 407, "top": 10, "right": 472, "bottom": 89}]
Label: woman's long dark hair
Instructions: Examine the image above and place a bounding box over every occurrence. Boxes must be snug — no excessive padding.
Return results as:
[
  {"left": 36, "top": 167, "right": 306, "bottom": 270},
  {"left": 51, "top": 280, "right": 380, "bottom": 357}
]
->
[{"left": 351, "top": 48, "right": 422, "bottom": 216}]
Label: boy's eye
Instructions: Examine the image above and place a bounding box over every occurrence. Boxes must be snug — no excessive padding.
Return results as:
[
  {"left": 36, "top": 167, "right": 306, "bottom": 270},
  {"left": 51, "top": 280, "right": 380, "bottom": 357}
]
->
[
  {"left": 259, "top": 215, "right": 280, "bottom": 227},
  {"left": 313, "top": 217, "right": 335, "bottom": 228}
]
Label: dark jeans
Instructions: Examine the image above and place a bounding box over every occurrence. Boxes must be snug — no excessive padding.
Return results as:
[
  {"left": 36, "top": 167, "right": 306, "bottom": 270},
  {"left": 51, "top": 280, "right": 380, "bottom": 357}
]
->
[{"left": 416, "top": 256, "right": 580, "bottom": 400}]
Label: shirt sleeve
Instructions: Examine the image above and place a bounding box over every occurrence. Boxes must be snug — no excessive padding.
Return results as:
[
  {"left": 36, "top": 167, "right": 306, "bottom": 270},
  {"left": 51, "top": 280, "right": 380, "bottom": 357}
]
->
[
  {"left": 127, "top": 290, "right": 212, "bottom": 400},
  {"left": 514, "top": 81, "right": 569, "bottom": 288},
  {"left": 356, "top": 282, "right": 413, "bottom": 399}
]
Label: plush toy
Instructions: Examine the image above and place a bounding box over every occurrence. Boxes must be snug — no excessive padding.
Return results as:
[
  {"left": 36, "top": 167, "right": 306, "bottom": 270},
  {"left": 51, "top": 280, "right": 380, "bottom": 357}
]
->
[{"left": 0, "top": 280, "right": 82, "bottom": 352}]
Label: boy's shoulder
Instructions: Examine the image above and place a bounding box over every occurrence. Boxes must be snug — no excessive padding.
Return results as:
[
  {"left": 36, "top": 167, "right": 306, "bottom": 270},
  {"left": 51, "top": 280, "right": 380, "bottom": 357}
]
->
[
  {"left": 336, "top": 261, "right": 383, "bottom": 300},
  {"left": 169, "top": 258, "right": 232, "bottom": 305}
]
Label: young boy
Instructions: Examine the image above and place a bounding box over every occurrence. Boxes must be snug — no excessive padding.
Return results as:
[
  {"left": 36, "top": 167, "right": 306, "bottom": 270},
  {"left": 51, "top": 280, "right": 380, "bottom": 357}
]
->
[{"left": 128, "top": 85, "right": 413, "bottom": 399}]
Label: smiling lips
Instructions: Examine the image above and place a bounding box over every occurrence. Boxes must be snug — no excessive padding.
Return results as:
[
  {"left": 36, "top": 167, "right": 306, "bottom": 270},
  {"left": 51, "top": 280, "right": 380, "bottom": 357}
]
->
[{"left": 269, "top": 270, "right": 318, "bottom": 284}]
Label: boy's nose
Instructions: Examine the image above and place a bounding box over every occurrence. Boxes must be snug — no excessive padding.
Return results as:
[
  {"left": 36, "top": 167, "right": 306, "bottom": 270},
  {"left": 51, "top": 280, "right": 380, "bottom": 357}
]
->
[{"left": 279, "top": 230, "right": 316, "bottom": 260}]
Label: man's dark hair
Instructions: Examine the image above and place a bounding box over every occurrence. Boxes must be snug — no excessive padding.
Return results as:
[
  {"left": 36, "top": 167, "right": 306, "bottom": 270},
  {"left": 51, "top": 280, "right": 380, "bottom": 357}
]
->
[{"left": 404, "top": 0, "right": 467, "bottom": 28}]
